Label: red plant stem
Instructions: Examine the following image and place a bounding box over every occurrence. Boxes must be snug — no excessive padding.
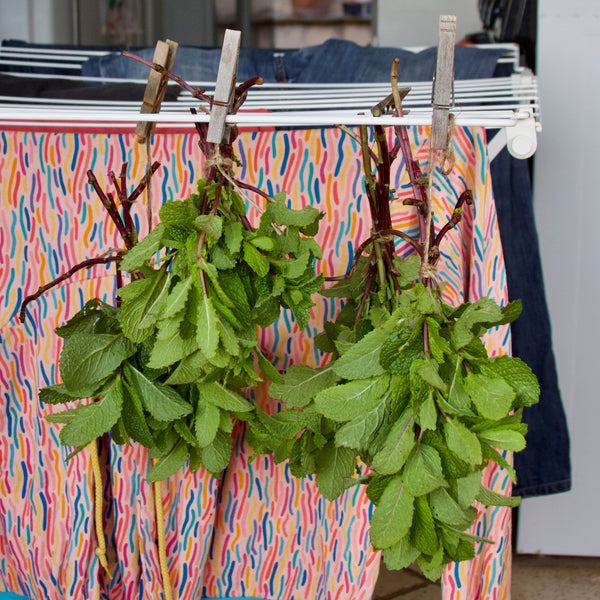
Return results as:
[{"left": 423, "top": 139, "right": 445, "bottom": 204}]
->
[
  {"left": 324, "top": 231, "right": 384, "bottom": 282},
  {"left": 122, "top": 50, "right": 212, "bottom": 104},
  {"left": 87, "top": 171, "right": 132, "bottom": 249},
  {"left": 235, "top": 179, "right": 271, "bottom": 202},
  {"left": 127, "top": 161, "right": 161, "bottom": 204},
  {"left": 388, "top": 60, "right": 430, "bottom": 244},
  {"left": 232, "top": 77, "right": 264, "bottom": 113},
  {"left": 423, "top": 319, "right": 430, "bottom": 355},
  {"left": 373, "top": 125, "right": 391, "bottom": 214},
  {"left": 377, "top": 229, "right": 424, "bottom": 258},
  {"left": 19, "top": 256, "right": 121, "bottom": 323},
  {"left": 108, "top": 165, "right": 135, "bottom": 240},
  {"left": 433, "top": 190, "right": 473, "bottom": 248}
]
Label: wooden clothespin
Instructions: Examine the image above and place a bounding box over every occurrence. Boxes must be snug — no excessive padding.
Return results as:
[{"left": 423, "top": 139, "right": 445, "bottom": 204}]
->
[
  {"left": 206, "top": 29, "right": 242, "bottom": 144},
  {"left": 431, "top": 15, "right": 456, "bottom": 150},
  {"left": 135, "top": 39, "right": 178, "bottom": 144}
]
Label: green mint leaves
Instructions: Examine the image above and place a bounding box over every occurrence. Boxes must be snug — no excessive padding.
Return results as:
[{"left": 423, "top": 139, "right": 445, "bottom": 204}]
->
[
  {"left": 258, "top": 277, "right": 539, "bottom": 579},
  {"left": 42, "top": 177, "right": 323, "bottom": 481}
]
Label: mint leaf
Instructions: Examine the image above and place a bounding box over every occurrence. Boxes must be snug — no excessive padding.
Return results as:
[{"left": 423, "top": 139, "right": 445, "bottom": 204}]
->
[
  {"left": 366, "top": 474, "right": 396, "bottom": 504},
  {"left": 164, "top": 350, "right": 208, "bottom": 385},
  {"left": 416, "top": 389, "right": 437, "bottom": 431},
  {"left": 55, "top": 299, "right": 113, "bottom": 338},
  {"left": 121, "top": 380, "right": 155, "bottom": 447},
  {"left": 146, "top": 439, "right": 189, "bottom": 482},
  {"left": 147, "top": 328, "right": 198, "bottom": 369},
  {"left": 174, "top": 420, "right": 198, "bottom": 447},
  {"left": 314, "top": 375, "right": 390, "bottom": 423},
  {"left": 410, "top": 495, "right": 439, "bottom": 555},
  {"left": 195, "top": 400, "right": 221, "bottom": 447},
  {"left": 195, "top": 214, "right": 222, "bottom": 240},
  {"left": 269, "top": 199, "right": 321, "bottom": 228},
  {"left": 60, "top": 333, "right": 136, "bottom": 397},
  {"left": 382, "top": 537, "right": 420, "bottom": 571},
  {"left": 39, "top": 383, "right": 82, "bottom": 404},
  {"left": 119, "top": 224, "right": 165, "bottom": 271},
  {"left": 426, "top": 317, "right": 451, "bottom": 364},
  {"left": 159, "top": 199, "right": 189, "bottom": 226},
  {"left": 255, "top": 350, "right": 284, "bottom": 384},
  {"left": 249, "top": 236, "right": 276, "bottom": 252},
  {"left": 198, "top": 381, "right": 252, "bottom": 413},
  {"left": 478, "top": 428, "right": 526, "bottom": 451},
  {"left": 243, "top": 241, "right": 270, "bottom": 277},
  {"left": 269, "top": 364, "right": 339, "bottom": 408},
  {"left": 444, "top": 418, "right": 483, "bottom": 465},
  {"left": 483, "top": 355, "right": 540, "bottom": 408},
  {"left": 283, "top": 250, "right": 310, "bottom": 279},
  {"left": 463, "top": 372, "right": 515, "bottom": 420},
  {"left": 196, "top": 294, "right": 220, "bottom": 359},
  {"left": 403, "top": 444, "right": 448, "bottom": 496},
  {"left": 201, "top": 429, "right": 233, "bottom": 477},
  {"left": 475, "top": 484, "right": 521, "bottom": 508},
  {"left": 370, "top": 476, "right": 415, "bottom": 549},
  {"left": 455, "top": 470, "right": 483, "bottom": 508},
  {"left": 417, "top": 547, "right": 445, "bottom": 582},
  {"left": 413, "top": 359, "right": 448, "bottom": 393},
  {"left": 335, "top": 401, "right": 386, "bottom": 451},
  {"left": 379, "top": 325, "right": 424, "bottom": 377},
  {"left": 370, "top": 409, "right": 415, "bottom": 474},
  {"left": 451, "top": 298, "right": 502, "bottom": 349},
  {"left": 46, "top": 409, "right": 79, "bottom": 424},
  {"left": 429, "top": 488, "right": 477, "bottom": 529},
  {"left": 481, "top": 444, "right": 517, "bottom": 483},
  {"left": 120, "top": 270, "right": 171, "bottom": 342},
  {"left": 60, "top": 377, "right": 124, "bottom": 447},
  {"left": 447, "top": 376, "right": 473, "bottom": 413},
  {"left": 315, "top": 442, "right": 357, "bottom": 501},
  {"left": 224, "top": 220, "right": 244, "bottom": 255},
  {"left": 332, "top": 326, "right": 388, "bottom": 380},
  {"left": 125, "top": 364, "right": 192, "bottom": 421},
  {"left": 161, "top": 278, "right": 192, "bottom": 320}
]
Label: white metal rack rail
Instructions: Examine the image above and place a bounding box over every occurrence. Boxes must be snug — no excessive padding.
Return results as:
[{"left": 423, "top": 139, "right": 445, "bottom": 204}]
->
[{"left": 0, "top": 43, "right": 540, "bottom": 159}]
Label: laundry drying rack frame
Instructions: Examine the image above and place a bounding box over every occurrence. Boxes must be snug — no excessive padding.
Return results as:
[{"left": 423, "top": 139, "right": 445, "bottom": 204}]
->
[{"left": 0, "top": 26, "right": 540, "bottom": 161}]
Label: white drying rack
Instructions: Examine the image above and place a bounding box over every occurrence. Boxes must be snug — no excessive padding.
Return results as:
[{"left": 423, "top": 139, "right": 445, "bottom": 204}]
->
[{"left": 0, "top": 40, "right": 540, "bottom": 160}]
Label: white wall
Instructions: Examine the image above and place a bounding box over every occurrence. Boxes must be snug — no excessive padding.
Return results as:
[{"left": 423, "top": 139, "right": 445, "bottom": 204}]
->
[
  {"left": 517, "top": 0, "right": 600, "bottom": 556},
  {"left": 375, "top": 0, "right": 481, "bottom": 46},
  {"left": 0, "top": 0, "right": 73, "bottom": 44},
  {"left": 0, "top": 0, "right": 31, "bottom": 41}
]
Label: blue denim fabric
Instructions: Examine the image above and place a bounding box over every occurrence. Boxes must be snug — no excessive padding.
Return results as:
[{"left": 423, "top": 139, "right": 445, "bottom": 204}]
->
[
  {"left": 80, "top": 39, "right": 505, "bottom": 84},
  {"left": 490, "top": 148, "right": 571, "bottom": 497}
]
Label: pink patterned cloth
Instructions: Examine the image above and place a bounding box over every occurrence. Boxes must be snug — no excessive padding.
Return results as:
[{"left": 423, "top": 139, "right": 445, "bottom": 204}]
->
[{"left": 0, "top": 124, "right": 512, "bottom": 599}]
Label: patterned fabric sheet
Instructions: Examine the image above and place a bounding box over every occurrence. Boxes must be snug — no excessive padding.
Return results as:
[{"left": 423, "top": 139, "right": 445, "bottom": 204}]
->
[{"left": 0, "top": 125, "right": 512, "bottom": 600}]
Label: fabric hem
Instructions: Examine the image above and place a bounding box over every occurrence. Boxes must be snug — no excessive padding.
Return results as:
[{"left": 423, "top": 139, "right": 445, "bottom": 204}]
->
[{"left": 514, "top": 479, "right": 572, "bottom": 497}]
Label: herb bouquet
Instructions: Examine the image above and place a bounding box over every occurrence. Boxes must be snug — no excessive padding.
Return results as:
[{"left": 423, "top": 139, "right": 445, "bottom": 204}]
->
[{"left": 246, "top": 66, "right": 540, "bottom": 580}]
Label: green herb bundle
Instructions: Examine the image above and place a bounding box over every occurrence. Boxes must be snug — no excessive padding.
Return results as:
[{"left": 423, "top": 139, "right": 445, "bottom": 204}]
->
[
  {"left": 37, "top": 175, "right": 323, "bottom": 481},
  {"left": 246, "top": 82, "right": 540, "bottom": 579}
]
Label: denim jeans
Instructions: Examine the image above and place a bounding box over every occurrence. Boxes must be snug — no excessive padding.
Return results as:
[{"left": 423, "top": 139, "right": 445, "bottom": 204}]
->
[
  {"left": 490, "top": 148, "right": 571, "bottom": 496},
  {"left": 80, "top": 39, "right": 505, "bottom": 84}
]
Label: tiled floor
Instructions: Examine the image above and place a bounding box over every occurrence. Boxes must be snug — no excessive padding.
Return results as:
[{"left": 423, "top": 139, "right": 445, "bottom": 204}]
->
[{"left": 374, "top": 554, "right": 600, "bottom": 599}]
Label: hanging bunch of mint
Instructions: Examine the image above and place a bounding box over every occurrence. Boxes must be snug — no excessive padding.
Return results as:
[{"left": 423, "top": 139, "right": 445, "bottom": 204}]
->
[
  {"left": 20, "top": 74, "right": 323, "bottom": 482},
  {"left": 246, "top": 64, "right": 540, "bottom": 580}
]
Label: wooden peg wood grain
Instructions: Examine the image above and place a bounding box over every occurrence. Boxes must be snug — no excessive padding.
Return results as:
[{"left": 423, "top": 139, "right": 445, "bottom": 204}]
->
[
  {"left": 136, "top": 39, "right": 178, "bottom": 144},
  {"left": 207, "top": 29, "right": 242, "bottom": 144},
  {"left": 431, "top": 15, "right": 456, "bottom": 150}
]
